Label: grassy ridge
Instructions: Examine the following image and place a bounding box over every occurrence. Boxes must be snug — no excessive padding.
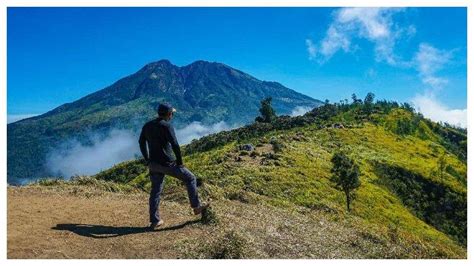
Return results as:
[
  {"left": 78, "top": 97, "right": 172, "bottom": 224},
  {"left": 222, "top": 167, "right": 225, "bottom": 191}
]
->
[{"left": 88, "top": 101, "right": 466, "bottom": 257}]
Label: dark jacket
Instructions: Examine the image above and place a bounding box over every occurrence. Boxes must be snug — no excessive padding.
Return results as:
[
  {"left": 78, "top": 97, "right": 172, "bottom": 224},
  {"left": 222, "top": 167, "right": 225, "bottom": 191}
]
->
[{"left": 138, "top": 118, "right": 183, "bottom": 166}]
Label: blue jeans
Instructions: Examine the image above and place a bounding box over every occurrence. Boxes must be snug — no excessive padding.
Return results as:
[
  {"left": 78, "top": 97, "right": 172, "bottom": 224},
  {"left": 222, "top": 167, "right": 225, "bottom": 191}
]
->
[{"left": 148, "top": 162, "right": 201, "bottom": 224}]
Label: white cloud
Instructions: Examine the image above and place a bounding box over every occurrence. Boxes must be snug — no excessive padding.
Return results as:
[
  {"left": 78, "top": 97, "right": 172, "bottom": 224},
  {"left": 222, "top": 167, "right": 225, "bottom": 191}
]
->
[
  {"left": 421, "top": 76, "right": 448, "bottom": 89},
  {"left": 318, "top": 25, "right": 351, "bottom": 59},
  {"left": 409, "top": 44, "right": 458, "bottom": 127},
  {"left": 309, "top": 7, "right": 408, "bottom": 65},
  {"left": 305, "top": 39, "right": 317, "bottom": 60},
  {"left": 176, "top": 121, "right": 233, "bottom": 144},
  {"left": 46, "top": 129, "right": 141, "bottom": 178},
  {"left": 413, "top": 43, "right": 452, "bottom": 89},
  {"left": 7, "top": 114, "right": 40, "bottom": 124},
  {"left": 365, "top": 68, "right": 377, "bottom": 78},
  {"left": 338, "top": 7, "right": 392, "bottom": 39},
  {"left": 290, "top": 106, "right": 313, "bottom": 117},
  {"left": 405, "top": 24, "right": 417, "bottom": 38},
  {"left": 411, "top": 93, "right": 467, "bottom": 128}
]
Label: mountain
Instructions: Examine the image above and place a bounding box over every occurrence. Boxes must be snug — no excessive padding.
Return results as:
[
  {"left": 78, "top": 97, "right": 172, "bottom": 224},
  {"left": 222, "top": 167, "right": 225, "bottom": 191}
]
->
[
  {"left": 7, "top": 60, "right": 322, "bottom": 184},
  {"left": 10, "top": 100, "right": 466, "bottom": 258}
]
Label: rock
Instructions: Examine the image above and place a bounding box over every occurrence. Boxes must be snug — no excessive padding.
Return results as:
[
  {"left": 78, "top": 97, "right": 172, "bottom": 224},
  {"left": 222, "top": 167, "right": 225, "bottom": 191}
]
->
[
  {"left": 239, "top": 144, "right": 254, "bottom": 151},
  {"left": 332, "top": 123, "right": 345, "bottom": 129}
]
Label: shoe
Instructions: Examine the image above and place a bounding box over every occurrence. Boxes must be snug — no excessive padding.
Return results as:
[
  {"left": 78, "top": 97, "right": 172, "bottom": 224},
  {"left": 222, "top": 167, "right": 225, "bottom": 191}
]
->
[
  {"left": 193, "top": 203, "right": 210, "bottom": 215},
  {"left": 149, "top": 219, "right": 164, "bottom": 230}
]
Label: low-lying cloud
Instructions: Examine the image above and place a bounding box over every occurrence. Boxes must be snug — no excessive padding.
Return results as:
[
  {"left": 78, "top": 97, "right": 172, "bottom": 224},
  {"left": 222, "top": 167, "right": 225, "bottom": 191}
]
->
[
  {"left": 411, "top": 93, "right": 467, "bottom": 128},
  {"left": 46, "top": 129, "right": 141, "bottom": 178},
  {"left": 290, "top": 106, "right": 313, "bottom": 117},
  {"left": 45, "top": 121, "right": 232, "bottom": 178},
  {"left": 176, "top": 121, "right": 232, "bottom": 144}
]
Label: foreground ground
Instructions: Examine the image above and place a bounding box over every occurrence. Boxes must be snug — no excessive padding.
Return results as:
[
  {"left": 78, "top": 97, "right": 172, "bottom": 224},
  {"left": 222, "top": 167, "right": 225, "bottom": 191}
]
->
[{"left": 7, "top": 182, "right": 466, "bottom": 259}]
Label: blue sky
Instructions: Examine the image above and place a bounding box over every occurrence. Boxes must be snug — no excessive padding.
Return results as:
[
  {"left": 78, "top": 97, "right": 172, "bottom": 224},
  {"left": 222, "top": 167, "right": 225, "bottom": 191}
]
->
[{"left": 7, "top": 7, "right": 467, "bottom": 126}]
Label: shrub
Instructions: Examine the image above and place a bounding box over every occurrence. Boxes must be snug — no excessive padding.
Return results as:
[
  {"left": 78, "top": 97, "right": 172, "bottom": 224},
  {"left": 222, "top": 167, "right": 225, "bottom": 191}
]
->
[
  {"left": 250, "top": 151, "right": 259, "bottom": 157},
  {"left": 262, "top": 152, "right": 279, "bottom": 160},
  {"left": 270, "top": 137, "right": 284, "bottom": 152},
  {"left": 201, "top": 206, "right": 219, "bottom": 225},
  {"left": 239, "top": 150, "right": 249, "bottom": 156},
  {"left": 94, "top": 159, "right": 147, "bottom": 183},
  {"left": 35, "top": 178, "right": 64, "bottom": 186},
  {"left": 208, "top": 231, "right": 248, "bottom": 259}
]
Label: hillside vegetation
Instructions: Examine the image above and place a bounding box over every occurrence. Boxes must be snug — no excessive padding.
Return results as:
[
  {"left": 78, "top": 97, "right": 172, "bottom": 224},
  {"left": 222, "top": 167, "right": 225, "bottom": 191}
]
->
[
  {"left": 89, "top": 95, "right": 467, "bottom": 258},
  {"left": 15, "top": 95, "right": 466, "bottom": 258}
]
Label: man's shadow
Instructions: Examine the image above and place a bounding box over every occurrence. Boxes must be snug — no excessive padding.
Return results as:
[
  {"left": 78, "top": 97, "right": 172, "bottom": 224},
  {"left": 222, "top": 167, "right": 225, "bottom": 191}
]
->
[{"left": 52, "top": 219, "right": 201, "bottom": 239}]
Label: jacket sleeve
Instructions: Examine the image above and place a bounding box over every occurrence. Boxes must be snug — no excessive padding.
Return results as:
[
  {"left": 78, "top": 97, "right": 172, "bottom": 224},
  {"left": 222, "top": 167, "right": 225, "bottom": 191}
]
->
[
  {"left": 166, "top": 124, "right": 183, "bottom": 165},
  {"left": 138, "top": 125, "right": 149, "bottom": 162}
]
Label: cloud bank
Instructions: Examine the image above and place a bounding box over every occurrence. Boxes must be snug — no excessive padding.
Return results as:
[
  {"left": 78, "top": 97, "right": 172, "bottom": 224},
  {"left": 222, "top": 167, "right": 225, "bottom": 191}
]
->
[
  {"left": 46, "top": 121, "right": 233, "bottom": 178},
  {"left": 46, "top": 129, "right": 141, "bottom": 178},
  {"left": 411, "top": 93, "right": 467, "bottom": 128},
  {"left": 290, "top": 106, "right": 313, "bottom": 117},
  {"left": 175, "top": 121, "right": 233, "bottom": 144}
]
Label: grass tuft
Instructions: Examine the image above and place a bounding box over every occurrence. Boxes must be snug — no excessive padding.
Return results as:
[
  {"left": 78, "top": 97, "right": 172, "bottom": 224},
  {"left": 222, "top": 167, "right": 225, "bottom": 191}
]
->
[{"left": 201, "top": 206, "right": 219, "bottom": 225}]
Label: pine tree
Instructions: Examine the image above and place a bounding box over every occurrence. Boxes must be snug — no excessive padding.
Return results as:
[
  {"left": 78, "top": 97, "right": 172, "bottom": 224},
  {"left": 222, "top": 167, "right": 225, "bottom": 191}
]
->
[{"left": 363, "top": 92, "right": 375, "bottom": 115}]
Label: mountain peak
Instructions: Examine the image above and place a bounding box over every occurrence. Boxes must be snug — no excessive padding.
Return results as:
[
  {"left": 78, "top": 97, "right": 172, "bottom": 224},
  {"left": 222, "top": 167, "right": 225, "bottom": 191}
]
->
[
  {"left": 190, "top": 59, "right": 211, "bottom": 65},
  {"left": 141, "top": 59, "right": 225, "bottom": 73},
  {"left": 143, "top": 59, "right": 232, "bottom": 70},
  {"left": 153, "top": 59, "right": 172, "bottom": 65},
  {"left": 185, "top": 60, "right": 226, "bottom": 68},
  {"left": 140, "top": 59, "right": 174, "bottom": 71}
]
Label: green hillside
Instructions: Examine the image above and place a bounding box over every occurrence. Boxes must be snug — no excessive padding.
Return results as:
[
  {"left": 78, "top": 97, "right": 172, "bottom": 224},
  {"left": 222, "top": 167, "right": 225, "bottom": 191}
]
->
[{"left": 86, "top": 97, "right": 466, "bottom": 258}]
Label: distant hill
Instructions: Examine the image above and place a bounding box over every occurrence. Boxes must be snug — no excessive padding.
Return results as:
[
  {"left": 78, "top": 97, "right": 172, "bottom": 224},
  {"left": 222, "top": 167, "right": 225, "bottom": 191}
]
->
[
  {"left": 90, "top": 100, "right": 467, "bottom": 257},
  {"left": 7, "top": 60, "right": 322, "bottom": 184}
]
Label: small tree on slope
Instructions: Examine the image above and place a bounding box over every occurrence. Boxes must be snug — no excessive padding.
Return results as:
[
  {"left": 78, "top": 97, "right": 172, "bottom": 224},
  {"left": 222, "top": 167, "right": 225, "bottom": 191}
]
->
[
  {"left": 330, "top": 152, "right": 361, "bottom": 212},
  {"left": 255, "top": 97, "right": 276, "bottom": 123}
]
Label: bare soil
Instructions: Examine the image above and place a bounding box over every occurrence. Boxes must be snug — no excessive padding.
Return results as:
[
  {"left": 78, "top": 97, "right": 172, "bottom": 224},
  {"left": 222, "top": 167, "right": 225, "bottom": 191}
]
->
[{"left": 8, "top": 186, "right": 207, "bottom": 259}]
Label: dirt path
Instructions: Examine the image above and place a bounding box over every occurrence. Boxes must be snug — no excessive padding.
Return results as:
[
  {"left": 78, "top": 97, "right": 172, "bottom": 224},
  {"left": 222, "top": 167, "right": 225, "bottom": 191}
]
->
[{"left": 7, "top": 186, "right": 209, "bottom": 259}]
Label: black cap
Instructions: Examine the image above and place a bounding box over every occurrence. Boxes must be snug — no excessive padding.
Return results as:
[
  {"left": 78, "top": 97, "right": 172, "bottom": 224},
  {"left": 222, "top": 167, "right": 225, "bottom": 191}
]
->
[{"left": 157, "top": 103, "right": 177, "bottom": 115}]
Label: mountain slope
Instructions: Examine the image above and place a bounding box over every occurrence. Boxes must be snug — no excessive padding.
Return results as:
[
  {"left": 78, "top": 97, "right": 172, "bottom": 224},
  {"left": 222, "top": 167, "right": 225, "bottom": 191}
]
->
[
  {"left": 88, "top": 101, "right": 467, "bottom": 257},
  {"left": 7, "top": 60, "right": 321, "bottom": 184}
]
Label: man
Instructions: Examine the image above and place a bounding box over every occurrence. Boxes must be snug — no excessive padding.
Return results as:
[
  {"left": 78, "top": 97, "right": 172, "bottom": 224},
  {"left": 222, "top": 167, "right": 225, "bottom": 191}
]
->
[{"left": 139, "top": 103, "right": 209, "bottom": 230}]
